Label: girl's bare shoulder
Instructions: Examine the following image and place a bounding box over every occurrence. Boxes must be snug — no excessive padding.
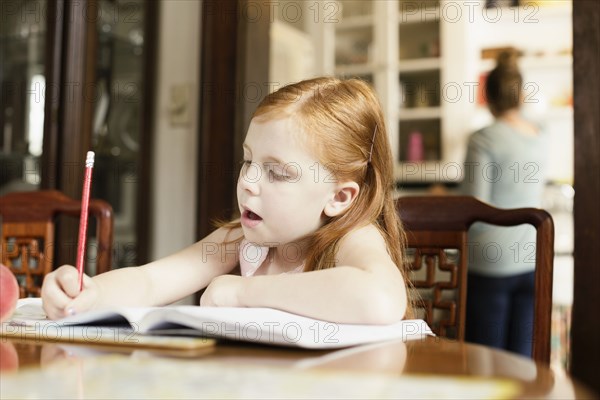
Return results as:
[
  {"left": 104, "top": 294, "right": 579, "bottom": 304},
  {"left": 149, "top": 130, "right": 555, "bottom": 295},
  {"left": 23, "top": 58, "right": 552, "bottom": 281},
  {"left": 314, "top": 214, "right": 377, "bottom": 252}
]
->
[
  {"left": 340, "top": 223, "right": 387, "bottom": 248},
  {"left": 335, "top": 224, "right": 395, "bottom": 271}
]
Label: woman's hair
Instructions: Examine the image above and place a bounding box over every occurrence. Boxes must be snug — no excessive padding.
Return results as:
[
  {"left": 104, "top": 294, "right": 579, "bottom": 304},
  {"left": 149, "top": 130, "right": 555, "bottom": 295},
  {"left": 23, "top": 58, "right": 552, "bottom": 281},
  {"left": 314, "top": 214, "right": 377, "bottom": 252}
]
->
[{"left": 485, "top": 49, "right": 523, "bottom": 116}]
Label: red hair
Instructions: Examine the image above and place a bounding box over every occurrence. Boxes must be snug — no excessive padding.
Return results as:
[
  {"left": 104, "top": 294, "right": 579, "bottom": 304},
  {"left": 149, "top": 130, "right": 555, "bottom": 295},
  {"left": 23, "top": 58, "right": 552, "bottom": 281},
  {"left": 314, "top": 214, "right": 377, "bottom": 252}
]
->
[{"left": 222, "top": 77, "right": 412, "bottom": 314}]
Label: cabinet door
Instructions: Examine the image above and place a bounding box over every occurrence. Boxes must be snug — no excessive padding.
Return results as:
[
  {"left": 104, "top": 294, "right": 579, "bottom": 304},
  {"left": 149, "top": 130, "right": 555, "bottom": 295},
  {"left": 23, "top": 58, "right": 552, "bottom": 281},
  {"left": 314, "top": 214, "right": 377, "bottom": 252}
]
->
[
  {"left": 90, "top": 0, "right": 157, "bottom": 267},
  {"left": 0, "top": 0, "right": 50, "bottom": 193},
  {"left": 0, "top": 0, "right": 157, "bottom": 268},
  {"left": 398, "top": 1, "right": 442, "bottom": 164}
]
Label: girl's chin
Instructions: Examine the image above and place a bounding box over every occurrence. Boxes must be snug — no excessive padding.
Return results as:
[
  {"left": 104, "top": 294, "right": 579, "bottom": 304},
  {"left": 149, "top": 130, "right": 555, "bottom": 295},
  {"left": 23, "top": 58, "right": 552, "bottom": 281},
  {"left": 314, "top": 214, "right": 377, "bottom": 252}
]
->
[
  {"left": 240, "top": 229, "right": 269, "bottom": 246},
  {"left": 241, "top": 229, "right": 308, "bottom": 250}
]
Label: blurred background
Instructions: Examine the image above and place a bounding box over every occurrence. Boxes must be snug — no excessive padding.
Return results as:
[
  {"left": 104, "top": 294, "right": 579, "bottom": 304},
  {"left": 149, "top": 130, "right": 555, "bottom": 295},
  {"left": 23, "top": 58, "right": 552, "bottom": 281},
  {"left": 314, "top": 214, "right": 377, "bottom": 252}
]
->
[{"left": 0, "top": 0, "right": 574, "bottom": 371}]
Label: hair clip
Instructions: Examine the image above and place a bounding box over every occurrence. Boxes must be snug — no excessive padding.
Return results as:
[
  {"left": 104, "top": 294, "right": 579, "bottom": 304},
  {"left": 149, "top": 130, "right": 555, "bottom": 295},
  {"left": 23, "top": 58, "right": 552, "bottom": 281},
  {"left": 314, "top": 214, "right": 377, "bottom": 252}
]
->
[{"left": 368, "top": 125, "right": 378, "bottom": 163}]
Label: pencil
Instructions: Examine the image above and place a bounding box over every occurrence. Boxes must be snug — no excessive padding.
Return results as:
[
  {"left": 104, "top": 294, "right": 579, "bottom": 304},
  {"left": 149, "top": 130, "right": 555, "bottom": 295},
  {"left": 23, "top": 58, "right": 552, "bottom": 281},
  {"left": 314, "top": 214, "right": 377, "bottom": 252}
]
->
[{"left": 76, "top": 151, "right": 95, "bottom": 292}]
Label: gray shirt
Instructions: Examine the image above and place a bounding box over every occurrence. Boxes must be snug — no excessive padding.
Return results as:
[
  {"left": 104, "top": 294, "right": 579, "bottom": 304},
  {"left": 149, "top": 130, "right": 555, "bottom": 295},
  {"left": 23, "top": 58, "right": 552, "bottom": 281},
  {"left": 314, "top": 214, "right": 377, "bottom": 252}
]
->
[{"left": 460, "top": 119, "right": 548, "bottom": 276}]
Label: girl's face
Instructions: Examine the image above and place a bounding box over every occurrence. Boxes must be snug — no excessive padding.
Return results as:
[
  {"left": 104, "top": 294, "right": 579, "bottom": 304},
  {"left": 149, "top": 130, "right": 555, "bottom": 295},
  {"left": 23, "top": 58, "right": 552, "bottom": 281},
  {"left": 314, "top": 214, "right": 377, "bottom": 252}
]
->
[{"left": 237, "top": 117, "right": 337, "bottom": 247}]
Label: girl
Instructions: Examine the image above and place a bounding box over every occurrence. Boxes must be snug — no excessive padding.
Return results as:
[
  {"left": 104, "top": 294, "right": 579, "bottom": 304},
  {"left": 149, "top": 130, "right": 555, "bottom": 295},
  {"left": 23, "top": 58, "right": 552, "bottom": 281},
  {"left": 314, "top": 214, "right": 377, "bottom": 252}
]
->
[{"left": 42, "top": 77, "right": 410, "bottom": 324}]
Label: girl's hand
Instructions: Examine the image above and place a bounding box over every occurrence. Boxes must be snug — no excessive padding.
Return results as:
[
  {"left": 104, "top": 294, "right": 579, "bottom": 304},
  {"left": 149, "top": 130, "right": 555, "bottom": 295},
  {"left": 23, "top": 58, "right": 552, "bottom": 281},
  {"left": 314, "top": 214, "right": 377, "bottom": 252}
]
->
[
  {"left": 41, "top": 265, "right": 99, "bottom": 320},
  {"left": 200, "top": 275, "right": 244, "bottom": 307}
]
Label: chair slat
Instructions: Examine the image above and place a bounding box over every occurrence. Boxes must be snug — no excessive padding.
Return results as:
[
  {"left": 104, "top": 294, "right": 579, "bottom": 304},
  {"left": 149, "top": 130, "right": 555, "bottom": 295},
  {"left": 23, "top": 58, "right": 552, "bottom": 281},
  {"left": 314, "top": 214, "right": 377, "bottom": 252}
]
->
[
  {"left": 397, "top": 195, "right": 554, "bottom": 364},
  {"left": 0, "top": 190, "right": 114, "bottom": 298}
]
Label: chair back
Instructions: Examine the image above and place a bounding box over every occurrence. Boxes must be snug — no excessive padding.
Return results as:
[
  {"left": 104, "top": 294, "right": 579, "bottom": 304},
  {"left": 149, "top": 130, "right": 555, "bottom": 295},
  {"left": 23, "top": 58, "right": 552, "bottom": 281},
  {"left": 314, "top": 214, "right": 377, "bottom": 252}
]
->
[
  {"left": 0, "top": 190, "right": 113, "bottom": 297},
  {"left": 396, "top": 195, "right": 554, "bottom": 364}
]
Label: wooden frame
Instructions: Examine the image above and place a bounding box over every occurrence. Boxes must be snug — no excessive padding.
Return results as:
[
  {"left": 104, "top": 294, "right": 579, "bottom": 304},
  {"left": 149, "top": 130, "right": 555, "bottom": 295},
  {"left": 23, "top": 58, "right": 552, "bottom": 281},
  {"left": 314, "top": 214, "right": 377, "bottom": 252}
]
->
[
  {"left": 39, "top": 0, "right": 157, "bottom": 266},
  {"left": 0, "top": 190, "right": 113, "bottom": 297},
  {"left": 571, "top": 0, "right": 600, "bottom": 393},
  {"left": 397, "top": 195, "right": 554, "bottom": 364},
  {"left": 197, "top": 0, "right": 270, "bottom": 239}
]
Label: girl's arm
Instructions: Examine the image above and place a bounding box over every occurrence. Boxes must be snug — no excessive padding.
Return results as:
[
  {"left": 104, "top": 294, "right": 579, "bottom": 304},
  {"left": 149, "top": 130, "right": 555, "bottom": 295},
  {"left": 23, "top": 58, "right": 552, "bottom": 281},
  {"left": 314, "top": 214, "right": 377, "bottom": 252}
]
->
[
  {"left": 42, "top": 227, "right": 242, "bottom": 318},
  {"left": 97, "top": 226, "right": 242, "bottom": 306},
  {"left": 202, "top": 225, "right": 407, "bottom": 325}
]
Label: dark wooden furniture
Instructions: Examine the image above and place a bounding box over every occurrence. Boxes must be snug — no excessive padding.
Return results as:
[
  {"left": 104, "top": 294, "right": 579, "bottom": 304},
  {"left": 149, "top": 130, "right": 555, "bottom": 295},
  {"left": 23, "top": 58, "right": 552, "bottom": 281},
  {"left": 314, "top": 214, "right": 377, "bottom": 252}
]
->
[
  {"left": 572, "top": 1, "right": 600, "bottom": 394},
  {"left": 396, "top": 195, "right": 554, "bottom": 364},
  {"left": 0, "top": 190, "right": 113, "bottom": 297},
  {"left": 1, "top": 2, "right": 156, "bottom": 268}
]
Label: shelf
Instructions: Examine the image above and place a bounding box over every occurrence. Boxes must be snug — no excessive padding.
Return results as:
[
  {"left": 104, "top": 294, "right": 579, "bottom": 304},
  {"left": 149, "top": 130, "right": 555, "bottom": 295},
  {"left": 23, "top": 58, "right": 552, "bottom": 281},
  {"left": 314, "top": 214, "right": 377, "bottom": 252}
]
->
[
  {"left": 544, "top": 106, "right": 573, "bottom": 119},
  {"left": 336, "top": 15, "right": 373, "bottom": 30},
  {"left": 480, "top": 54, "right": 572, "bottom": 72},
  {"left": 334, "top": 63, "right": 376, "bottom": 76},
  {"left": 340, "top": 1, "right": 373, "bottom": 20},
  {"left": 473, "top": 2, "right": 571, "bottom": 28},
  {"left": 324, "top": 0, "right": 571, "bottom": 184},
  {"left": 398, "top": 6, "right": 440, "bottom": 24},
  {"left": 0, "top": 31, "right": 48, "bottom": 43},
  {"left": 395, "top": 161, "right": 462, "bottom": 183},
  {"left": 399, "top": 107, "right": 441, "bottom": 120},
  {"left": 335, "top": 25, "right": 373, "bottom": 66},
  {"left": 399, "top": 57, "right": 441, "bottom": 72},
  {"left": 521, "top": 54, "right": 572, "bottom": 69}
]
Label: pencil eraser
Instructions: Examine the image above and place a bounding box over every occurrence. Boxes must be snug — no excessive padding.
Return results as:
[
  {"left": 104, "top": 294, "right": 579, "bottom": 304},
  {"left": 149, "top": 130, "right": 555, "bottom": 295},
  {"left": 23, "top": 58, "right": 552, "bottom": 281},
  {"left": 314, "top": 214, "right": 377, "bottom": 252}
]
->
[{"left": 85, "top": 151, "right": 95, "bottom": 168}]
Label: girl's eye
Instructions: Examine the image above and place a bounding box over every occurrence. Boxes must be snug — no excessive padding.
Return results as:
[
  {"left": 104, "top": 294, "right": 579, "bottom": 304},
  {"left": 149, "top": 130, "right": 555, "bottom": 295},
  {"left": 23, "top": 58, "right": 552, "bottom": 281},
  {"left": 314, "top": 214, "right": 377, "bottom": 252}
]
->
[
  {"left": 266, "top": 164, "right": 288, "bottom": 181},
  {"left": 268, "top": 170, "right": 287, "bottom": 181}
]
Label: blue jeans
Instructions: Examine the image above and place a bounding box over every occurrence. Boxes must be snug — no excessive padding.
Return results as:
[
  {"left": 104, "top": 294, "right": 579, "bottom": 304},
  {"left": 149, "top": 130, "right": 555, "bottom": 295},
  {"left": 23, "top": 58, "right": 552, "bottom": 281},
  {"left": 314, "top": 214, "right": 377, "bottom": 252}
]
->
[{"left": 465, "top": 271, "right": 535, "bottom": 358}]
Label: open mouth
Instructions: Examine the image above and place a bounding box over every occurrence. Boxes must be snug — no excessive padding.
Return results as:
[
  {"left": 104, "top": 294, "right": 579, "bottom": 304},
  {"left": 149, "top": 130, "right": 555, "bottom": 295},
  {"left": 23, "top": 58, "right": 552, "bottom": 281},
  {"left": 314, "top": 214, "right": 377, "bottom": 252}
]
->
[
  {"left": 241, "top": 209, "right": 263, "bottom": 227},
  {"left": 244, "top": 210, "right": 262, "bottom": 221}
]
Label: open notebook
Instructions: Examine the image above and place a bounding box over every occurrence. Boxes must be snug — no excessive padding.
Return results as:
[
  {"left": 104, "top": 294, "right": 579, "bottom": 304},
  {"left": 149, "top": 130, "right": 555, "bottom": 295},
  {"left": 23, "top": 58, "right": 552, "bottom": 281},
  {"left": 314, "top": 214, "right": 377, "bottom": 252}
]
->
[{"left": 1, "top": 298, "right": 434, "bottom": 350}]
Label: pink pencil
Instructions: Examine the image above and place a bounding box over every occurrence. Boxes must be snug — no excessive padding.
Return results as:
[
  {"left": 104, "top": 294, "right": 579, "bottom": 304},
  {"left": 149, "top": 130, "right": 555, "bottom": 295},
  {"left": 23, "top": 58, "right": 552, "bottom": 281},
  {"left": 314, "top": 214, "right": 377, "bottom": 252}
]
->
[{"left": 76, "top": 151, "right": 95, "bottom": 292}]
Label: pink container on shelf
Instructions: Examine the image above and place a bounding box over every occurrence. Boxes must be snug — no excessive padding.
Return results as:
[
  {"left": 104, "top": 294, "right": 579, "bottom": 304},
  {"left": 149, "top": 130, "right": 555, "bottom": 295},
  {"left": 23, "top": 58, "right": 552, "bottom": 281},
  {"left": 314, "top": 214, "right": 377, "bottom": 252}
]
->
[{"left": 407, "top": 131, "right": 424, "bottom": 162}]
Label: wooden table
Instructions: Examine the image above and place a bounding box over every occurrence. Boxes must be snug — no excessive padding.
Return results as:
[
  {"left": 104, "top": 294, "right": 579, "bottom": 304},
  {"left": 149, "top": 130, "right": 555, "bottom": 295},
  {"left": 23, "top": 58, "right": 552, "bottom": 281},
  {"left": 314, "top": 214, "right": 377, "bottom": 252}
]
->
[{"left": 0, "top": 336, "right": 593, "bottom": 399}]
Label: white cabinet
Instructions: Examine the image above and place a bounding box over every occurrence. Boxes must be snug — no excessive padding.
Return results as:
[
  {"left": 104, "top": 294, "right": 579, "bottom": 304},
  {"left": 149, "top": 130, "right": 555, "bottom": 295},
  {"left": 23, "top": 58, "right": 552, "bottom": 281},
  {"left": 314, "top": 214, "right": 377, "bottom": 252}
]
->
[
  {"left": 331, "top": 1, "right": 475, "bottom": 183},
  {"left": 333, "top": 1, "right": 399, "bottom": 175},
  {"left": 320, "top": 0, "right": 572, "bottom": 184}
]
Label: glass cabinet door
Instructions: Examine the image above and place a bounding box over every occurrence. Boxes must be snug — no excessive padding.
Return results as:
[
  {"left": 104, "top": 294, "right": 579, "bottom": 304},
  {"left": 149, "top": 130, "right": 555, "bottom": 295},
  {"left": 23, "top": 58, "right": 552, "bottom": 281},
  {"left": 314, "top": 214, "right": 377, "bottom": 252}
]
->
[
  {"left": 1, "top": 0, "right": 155, "bottom": 268},
  {"left": 0, "top": 0, "right": 47, "bottom": 194},
  {"left": 91, "top": 0, "right": 150, "bottom": 267}
]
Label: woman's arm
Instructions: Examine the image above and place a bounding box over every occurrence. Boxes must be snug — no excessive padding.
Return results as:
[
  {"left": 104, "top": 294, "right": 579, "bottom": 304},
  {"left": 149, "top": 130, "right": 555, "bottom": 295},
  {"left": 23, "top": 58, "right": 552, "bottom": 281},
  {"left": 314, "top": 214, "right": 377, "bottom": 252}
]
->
[
  {"left": 202, "top": 225, "right": 407, "bottom": 325},
  {"left": 460, "top": 134, "right": 493, "bottom": 202}
]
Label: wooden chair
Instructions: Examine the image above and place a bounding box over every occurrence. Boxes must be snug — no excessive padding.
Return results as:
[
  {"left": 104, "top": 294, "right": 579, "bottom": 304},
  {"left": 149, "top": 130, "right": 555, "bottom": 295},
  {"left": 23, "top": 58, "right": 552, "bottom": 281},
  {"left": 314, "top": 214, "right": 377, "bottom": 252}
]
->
[
  {"left": 0, "top": 190, "right": 113, "bottom": 298},
  {"left": 396, "top": 195, "right": 554, "bottom": 364}
]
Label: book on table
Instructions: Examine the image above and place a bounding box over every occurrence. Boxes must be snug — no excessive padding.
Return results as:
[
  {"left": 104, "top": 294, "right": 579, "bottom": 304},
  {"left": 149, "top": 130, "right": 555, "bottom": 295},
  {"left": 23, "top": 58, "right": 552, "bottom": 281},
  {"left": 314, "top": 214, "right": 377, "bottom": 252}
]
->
[{"left": 1, "top": 298, "right": 434, "bottom": 350}]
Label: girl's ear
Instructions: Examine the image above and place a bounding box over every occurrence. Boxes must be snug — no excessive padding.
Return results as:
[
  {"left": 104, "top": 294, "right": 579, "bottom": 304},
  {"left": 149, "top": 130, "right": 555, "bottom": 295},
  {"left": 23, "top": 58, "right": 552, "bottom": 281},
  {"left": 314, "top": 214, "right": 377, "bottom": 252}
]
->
[{"left": 323, "top": 181, "right": 360, "bottom": 217}]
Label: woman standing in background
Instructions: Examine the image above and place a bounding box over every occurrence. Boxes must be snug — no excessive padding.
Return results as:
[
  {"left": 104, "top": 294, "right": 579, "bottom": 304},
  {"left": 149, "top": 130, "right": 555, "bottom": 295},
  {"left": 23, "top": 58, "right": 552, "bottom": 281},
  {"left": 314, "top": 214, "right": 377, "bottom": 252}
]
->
[{"left": 461, "top": 49, "right": 548, "bottom": 357}]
